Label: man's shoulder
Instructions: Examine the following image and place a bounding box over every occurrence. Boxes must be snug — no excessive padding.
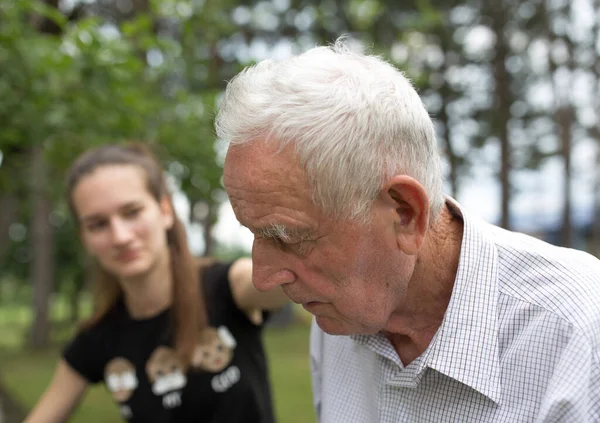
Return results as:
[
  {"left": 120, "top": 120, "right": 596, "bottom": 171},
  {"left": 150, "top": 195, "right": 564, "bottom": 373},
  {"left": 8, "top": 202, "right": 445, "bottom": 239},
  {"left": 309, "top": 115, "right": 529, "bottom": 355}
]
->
[
  {"left": 481, "top": 221, "right": 599, "bottom": 293},
  {"left": 484, "top": 224, "right": 600, "bottom": 353}
]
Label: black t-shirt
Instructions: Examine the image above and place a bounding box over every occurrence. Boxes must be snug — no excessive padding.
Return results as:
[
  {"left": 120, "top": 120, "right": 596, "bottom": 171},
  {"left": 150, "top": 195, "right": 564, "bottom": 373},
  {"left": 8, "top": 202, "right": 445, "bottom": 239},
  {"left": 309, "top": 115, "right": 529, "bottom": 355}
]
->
[{"left": 63, "top": 262, "right": 275, "bottom": 423}]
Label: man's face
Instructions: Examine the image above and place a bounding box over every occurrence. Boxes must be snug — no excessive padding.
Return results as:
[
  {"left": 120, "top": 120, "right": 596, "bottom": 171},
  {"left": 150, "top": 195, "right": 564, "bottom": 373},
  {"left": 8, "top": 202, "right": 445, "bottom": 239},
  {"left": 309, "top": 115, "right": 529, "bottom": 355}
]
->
[{"left": 223, "top": 142, "right": 416, "bottom": 335}]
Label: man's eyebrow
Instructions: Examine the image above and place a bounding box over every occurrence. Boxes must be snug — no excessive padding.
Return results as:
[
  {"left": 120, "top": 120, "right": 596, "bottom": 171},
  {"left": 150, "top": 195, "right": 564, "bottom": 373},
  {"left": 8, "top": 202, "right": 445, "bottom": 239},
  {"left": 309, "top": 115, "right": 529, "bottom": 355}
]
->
[{"left": 255, "top": 224, "right": 312, "bottom": 242}]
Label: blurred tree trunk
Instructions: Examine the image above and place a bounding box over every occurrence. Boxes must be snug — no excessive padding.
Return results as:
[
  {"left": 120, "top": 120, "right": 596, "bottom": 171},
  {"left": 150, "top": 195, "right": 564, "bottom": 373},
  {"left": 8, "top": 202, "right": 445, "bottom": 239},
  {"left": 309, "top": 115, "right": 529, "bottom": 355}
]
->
[
  {"left": 68, "top": 272, "right": 85, "bottom": 324},
  {"left": 558, "top": 31, "right": 575, "bottom": 249},
  {"left": 590, "top": 0, "right": 600, "bottom": 256},
  {"left": 0, "top": 146, "right": 27, "bottom": 261},
  {"left": 437, "top": 23, "right": 459, "bottom": 198},
  {"left": 438, "top": 100, "right": 458, "bottom": 197},
  {"left": 557, "top": 104, "right": 574, "bottom": 247},
  {"left": 189, "top": 200, "right": 217, "bottom": 257},
  {"left": 543, "top": 0, "right": 575, "bottom": 247},
  {"left": 0, "top": 193, "right": 19, "bottom": 305},
  {"left": 591, "top": 125, "right": 600, "bottom": 256},
  {"left": 68, "top": 288, "right": 80, "bottom": 324},
  {"left": 487, "top": 1, "right": 513, "bottom": 229},
  {"left": 202, "top": 203, "right": 218, "bottom": 257},
  {"left": 29, "top": 144, "right": 55, "bottom": 349},
  {"left": 0, "top": 195, "right": 19, "bottom": 260},
  {"left": 70, "top": 262, "right": 95, "bottom": 323},
  {"left": 25, "top": 0, "right": 57, "bottom": 348},
  {"left": 27, "top": 0, "right": 64, "bottom": 349}
]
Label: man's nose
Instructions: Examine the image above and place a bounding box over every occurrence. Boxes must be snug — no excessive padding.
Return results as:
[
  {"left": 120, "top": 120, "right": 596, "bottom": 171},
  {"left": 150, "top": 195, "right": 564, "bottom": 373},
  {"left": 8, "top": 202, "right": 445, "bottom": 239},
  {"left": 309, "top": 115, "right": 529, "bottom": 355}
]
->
[{"left": 251, "top": 238, "right": 297, "bottom": 291}]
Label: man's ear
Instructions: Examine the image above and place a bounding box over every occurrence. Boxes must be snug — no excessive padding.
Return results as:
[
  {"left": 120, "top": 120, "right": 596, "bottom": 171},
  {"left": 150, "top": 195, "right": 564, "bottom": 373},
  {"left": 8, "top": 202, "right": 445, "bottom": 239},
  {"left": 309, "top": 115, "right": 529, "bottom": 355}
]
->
[
  {"left": 379, "top": 175, "right": 430, "bottom": 256},
  {"left": 160, "top": 196, "right": 175, "bottom": 230}
]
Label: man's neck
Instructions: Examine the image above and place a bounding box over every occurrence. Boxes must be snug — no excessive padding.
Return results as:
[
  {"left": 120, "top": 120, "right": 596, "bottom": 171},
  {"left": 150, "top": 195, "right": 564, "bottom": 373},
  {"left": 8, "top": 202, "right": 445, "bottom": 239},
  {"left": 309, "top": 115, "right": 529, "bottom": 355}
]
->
[
  {"left": 384, "top": 204, "right": 464, "bottom": 365},
  {"left": 120, "top": 252, "right": 173, "bottom": 319}
]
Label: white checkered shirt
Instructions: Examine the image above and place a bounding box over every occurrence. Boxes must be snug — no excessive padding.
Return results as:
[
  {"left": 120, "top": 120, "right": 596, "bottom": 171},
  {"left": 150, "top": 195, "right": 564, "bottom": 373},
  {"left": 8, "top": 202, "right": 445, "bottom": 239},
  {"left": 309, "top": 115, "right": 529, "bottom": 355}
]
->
[{"left": 310, "top": 200, "right": 600, "bottom": 422}]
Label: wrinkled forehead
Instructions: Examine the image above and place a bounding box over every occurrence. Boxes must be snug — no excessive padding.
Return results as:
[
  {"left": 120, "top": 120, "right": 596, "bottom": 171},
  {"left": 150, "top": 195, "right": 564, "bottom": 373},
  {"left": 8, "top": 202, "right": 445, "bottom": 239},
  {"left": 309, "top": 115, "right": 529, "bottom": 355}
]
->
[
  {"left": 223, "top": 141, "right": 324, "bottom": 231},
  {"left": 223, "top": 142, "right": 306, "bottom": 193}
]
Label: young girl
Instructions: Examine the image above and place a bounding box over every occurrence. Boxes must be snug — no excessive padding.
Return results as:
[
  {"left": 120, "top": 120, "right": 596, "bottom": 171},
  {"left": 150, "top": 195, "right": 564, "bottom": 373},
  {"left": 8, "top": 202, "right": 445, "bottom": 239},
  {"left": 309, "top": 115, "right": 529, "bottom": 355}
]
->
[{"left": 24, "top": 143, "right": 288, "bottom": 423}]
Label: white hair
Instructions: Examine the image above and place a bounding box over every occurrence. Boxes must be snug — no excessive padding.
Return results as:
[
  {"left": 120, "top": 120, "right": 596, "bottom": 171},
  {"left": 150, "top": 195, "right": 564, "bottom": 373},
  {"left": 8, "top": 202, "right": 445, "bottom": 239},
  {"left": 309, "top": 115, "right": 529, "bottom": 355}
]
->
[{"left": 215, "top": 37, "right": 444, "bottom": 224}]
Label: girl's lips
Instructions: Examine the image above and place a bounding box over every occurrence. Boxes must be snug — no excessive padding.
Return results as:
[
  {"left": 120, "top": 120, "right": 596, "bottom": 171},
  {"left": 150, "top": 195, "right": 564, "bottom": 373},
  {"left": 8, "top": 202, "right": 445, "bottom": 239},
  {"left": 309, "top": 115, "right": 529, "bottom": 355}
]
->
[{"left": 117, "top": 250, "right": 139, "bottom": 262}]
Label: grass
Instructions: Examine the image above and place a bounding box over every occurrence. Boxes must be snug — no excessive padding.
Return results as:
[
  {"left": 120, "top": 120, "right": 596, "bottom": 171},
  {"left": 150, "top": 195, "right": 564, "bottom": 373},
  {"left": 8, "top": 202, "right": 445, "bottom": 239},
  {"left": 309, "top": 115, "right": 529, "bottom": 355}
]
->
[
  {"left": 0, "top": 322, "right": 315, "bottom": 423},
  {"left": 0, "top": 348, "right": 121, "bottom": 421},
  {"left": 265, "top": 326, "right": 315, "bottom": 422}
]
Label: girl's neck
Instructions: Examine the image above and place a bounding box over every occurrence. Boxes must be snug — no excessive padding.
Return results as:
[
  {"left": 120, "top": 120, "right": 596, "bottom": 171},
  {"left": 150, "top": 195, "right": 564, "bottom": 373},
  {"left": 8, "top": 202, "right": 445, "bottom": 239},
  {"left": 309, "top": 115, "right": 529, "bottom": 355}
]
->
[{"left": 120, "top": 252, "right": 173, "bottom": 319}]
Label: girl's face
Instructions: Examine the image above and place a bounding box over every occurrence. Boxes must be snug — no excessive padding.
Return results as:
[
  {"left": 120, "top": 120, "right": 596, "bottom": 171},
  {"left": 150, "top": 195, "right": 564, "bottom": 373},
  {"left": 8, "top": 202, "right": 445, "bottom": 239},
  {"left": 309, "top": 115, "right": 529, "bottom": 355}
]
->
[{"left": 72, "top": 164, "right": 174, "bottom": 280}]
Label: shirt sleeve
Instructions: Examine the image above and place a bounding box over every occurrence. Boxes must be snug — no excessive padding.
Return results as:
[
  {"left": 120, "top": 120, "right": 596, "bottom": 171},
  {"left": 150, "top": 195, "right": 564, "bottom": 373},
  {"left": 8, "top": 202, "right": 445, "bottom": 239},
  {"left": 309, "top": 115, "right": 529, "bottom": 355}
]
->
[
  {"left": 62, "top": 326, "right": 107, "bottom": 384},
  {"left": 590, "top": 359, "right": 600, "bottom": 422},
  {"left": 202, "top": 261, "right": 270, "bottom": 327},
  {"left": 310, "top": 318, "right": 323, "bottom": 422},
  {"left": 201, "top": 261, "right": 235, "bottom": 311},
  {"left": 536, "top": 331, "right": 600, "bottom": 422}
]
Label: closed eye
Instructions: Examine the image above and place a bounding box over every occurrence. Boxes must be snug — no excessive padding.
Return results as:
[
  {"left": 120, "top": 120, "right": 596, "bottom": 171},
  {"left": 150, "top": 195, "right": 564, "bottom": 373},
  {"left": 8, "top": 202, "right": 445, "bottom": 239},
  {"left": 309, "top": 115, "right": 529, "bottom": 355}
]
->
[{"left": 274, "top": 237, "right": 314, "bottom": 256}]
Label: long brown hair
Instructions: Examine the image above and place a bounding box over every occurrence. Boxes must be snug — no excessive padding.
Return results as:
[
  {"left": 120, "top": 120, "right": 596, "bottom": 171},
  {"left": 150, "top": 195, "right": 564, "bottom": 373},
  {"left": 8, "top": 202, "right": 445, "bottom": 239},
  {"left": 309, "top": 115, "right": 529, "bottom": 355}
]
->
[{"left": 67, "top": 142, "right": 205, "bottom": 368}]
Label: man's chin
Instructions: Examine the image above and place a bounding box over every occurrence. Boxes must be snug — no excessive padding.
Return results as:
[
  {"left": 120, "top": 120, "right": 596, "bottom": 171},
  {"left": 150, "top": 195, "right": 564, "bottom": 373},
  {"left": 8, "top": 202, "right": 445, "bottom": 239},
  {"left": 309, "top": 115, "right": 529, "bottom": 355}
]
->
[{"left": 315, "top": 316, "right": 378, "bottom": 336}]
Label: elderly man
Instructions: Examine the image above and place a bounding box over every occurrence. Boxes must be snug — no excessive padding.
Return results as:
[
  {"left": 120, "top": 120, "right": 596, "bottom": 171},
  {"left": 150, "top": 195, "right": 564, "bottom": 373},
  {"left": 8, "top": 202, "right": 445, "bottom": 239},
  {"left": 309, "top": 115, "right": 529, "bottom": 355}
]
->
[{"left": 216, "top": 38, "right": 600, "bottom": 422}]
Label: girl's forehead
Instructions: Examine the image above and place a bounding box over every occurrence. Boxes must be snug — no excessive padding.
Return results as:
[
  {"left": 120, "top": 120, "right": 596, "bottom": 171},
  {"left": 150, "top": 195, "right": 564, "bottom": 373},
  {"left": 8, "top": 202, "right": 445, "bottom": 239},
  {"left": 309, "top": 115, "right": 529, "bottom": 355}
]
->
[
  {"left": 72, "top": 165, "right": 152, "bottom": 216},
  {"left": 76, "top": 164, "right": 147, "bottom": 191}
]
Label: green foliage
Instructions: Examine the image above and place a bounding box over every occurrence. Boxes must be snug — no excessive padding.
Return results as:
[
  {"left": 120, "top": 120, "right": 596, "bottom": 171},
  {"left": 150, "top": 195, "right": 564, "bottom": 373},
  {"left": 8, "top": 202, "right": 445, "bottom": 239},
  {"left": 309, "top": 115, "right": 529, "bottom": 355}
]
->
[{"left": 0, "top": 0, "right": 228, "bottom": 280}]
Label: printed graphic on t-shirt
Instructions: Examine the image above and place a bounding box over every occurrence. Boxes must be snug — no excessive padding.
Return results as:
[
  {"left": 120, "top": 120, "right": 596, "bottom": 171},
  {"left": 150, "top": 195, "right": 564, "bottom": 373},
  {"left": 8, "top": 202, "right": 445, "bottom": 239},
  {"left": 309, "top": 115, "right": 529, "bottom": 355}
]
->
[
  {"left": 119, "top": 405, "right": 133, "bottom": 419},
  {"left": 192, "top": 326, "right": 242, "bottom": 393},
  {"left": 146, "top": 346, "right": 188, "bottom": 404},
  {"left": 191, "top": 326, "right": 236, "bottom": 373},
  {"left": 211, "top": 365, "right": 241, "bottom": 392},
  {"left": 105, "top": 357, "right": 138, "bottom": 402}
]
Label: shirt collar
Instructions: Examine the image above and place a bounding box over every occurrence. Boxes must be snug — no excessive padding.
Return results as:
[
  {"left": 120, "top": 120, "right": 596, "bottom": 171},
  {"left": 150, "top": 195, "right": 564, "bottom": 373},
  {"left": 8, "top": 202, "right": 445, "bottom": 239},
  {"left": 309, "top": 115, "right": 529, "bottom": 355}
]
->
[
  {"left": 423, "top": 197, "right": 502, "bottom": 404},
  {"left": 351, "top": 198, "right": 502, "bottom": 403}
]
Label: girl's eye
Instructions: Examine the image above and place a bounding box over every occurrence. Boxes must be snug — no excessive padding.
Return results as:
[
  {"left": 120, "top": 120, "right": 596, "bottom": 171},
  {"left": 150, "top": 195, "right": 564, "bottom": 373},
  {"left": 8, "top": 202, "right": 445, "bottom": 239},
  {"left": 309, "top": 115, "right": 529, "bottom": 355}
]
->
[
  {"left": 123, "top": 207, "right": 142, "bottom": 218},
  {"left": 86, "top": 220, "right": 107, "bottom": 232}
]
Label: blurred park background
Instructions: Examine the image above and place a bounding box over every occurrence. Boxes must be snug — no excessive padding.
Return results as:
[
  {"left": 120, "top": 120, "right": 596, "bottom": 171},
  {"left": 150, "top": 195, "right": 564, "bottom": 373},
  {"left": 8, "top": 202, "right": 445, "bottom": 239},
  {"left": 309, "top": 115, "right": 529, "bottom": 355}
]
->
[{"left": 1, "top": 0, "right": 600, "bottom": 421}]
